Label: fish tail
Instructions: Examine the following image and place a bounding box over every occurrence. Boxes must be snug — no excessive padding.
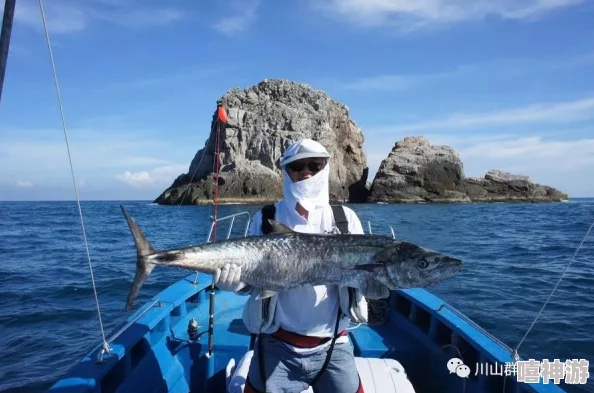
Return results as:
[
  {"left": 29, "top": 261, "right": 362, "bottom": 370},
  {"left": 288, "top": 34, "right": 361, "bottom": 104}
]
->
[{"left": 120, "top": 205, "right": 157, "bottom": 311}]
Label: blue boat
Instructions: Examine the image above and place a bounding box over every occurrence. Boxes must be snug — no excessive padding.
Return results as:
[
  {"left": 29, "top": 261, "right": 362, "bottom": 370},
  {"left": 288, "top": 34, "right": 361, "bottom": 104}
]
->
[{"left": 46, "top": 211, "right": 568, "bottom": 393}]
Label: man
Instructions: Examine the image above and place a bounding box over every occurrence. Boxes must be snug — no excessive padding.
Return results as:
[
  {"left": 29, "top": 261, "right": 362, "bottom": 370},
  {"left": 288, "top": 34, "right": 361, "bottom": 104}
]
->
[{"left": 213, "top": 139, "right": 390, "bottom": 393}]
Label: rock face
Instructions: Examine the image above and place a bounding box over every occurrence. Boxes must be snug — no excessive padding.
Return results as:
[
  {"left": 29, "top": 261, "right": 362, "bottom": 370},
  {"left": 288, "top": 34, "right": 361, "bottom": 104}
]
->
[
  {"left": 368, "top": 137, "right": 569, "bottom": 203},
  {"left": 154, "top": 79, "right": 368, "bottom": 205},
  {"left": 154, "top": 79, "right": 568, "bottom": 206},
  {"left": 461, "top": 170, "right": 568, "bottom": 203},
  {"left": 369, "top": 137, "right": 468, "bottom": 203}
]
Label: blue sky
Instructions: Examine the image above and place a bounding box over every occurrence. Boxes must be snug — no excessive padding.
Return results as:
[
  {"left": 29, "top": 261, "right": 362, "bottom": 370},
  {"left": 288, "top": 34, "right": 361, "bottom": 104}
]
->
[{"left": 1, "top": 0, "right": 593, "bottom": 200}]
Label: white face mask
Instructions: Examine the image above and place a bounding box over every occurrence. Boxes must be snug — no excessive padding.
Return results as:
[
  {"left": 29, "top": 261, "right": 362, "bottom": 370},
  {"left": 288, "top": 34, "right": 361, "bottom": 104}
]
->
[{"left": 283, "top": 162, "right": 330, "bottom": 213}]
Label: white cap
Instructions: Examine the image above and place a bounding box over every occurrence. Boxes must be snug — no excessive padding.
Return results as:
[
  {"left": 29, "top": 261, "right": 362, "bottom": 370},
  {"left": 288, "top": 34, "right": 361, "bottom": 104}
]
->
[{"left": 279, "top": 139, "right": 330, "bottom": 167}]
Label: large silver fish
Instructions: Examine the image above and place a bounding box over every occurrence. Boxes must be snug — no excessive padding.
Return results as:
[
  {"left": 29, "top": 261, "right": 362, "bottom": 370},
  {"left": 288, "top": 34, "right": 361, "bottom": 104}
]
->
[{"left": 120, "top": 206, "right": 463, "bottom": 310}]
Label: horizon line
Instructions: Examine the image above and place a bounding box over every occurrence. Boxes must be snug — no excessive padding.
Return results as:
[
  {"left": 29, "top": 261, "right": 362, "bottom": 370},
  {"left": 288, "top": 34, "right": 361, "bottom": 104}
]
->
[{"left": 1, "top": 197, "right": 593, "bottom": 203}]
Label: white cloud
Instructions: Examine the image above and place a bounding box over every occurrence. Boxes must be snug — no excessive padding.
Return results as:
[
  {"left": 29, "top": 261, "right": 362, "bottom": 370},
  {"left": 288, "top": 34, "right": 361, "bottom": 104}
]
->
[
  {"left": 379, "top": 97, "right": 594, "bottom": 133},
  {"left": 97, "top": 7, "right": 185, "bottom": 29},
  {"left": 16, "top": 0, "right": 87, "bottom": 34},
  {"left": 116, "top": 164, "right": 187, "bottom": 188},
  {"left": 336, "top": 51, "right": 594, "bottom": 92},
  {"left": 14, "top": 180, "right": 33, "bottom": 188},
  {"left": 313, "top": 0, "right": 586, "bottom": 31},
  {"left": 213, "top": 0, "right": 260, "bottom": 35},
  {"left": 553, "top": 51, "right": 594, "bottom": 69},
  {"left": 441, "top": 135, "right": 594, "bottom": 180},
  {"left": 459, "top": 136, "right": 594, "bottom": 162},
  {"left": 11, "top": 0, "right": 186, "bottom": 34},
  {"left": 454, "top": 135, "right": 594, "bottom": 196},
  {"left": 0, "top": 130, "right": 171, "bottom": 170},
  {"left": 362, "top": 94, "right": 594, "bottom": 196},
  {"left": 343, "top": 73, "right": 440, "bottom": 91},
  {"left": 101, "top": 67, "right": 233, "bottom": 91},
  {"left": 340, "top": 65, "right": 475, "bottom": 91},
  {"left": 0, "top": 128, "right": 197, "bottom": 190}
]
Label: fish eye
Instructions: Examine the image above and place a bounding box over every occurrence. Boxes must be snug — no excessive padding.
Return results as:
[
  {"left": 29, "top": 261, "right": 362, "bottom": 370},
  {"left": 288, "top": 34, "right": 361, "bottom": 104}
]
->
[{"left": 419, "top": 259, "right": 428, "bottom": 269}]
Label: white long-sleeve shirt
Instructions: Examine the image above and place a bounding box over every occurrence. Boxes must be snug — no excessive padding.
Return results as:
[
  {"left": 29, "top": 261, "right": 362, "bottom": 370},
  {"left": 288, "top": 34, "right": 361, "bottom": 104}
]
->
[{"left": 247, "top": 199, "right": 365, "bottom": 353}]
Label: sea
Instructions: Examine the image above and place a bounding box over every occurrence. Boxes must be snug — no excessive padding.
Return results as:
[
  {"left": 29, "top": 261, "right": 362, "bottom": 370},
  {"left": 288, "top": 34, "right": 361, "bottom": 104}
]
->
[{"left": 0, "top": 199, "right": 593, "bottom": 393}]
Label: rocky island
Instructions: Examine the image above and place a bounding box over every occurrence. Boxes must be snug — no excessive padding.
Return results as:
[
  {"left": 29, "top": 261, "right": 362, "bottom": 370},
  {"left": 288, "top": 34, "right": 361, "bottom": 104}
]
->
[
  {"left": 368, "top": 136, "right": 568, "bottom": 203},
  {"left": 154, "top": 79, "right": 568, "bottom": 205}
]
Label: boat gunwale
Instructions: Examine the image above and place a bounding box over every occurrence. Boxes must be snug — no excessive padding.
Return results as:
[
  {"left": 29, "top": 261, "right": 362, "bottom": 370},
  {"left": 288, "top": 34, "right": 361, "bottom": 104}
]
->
[{"left": 395, "top": 288, "right": 567, "bottom": 392}]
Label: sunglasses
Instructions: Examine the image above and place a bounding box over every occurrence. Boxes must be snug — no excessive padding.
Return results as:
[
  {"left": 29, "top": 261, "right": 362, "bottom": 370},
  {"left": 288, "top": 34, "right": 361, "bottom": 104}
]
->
[{"left": 286, "top": 161, "right": 325, "bottom": 173}]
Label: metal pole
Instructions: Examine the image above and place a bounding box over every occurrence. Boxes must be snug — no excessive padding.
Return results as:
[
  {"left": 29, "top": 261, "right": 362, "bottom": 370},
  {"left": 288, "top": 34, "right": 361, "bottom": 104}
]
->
[{"left": 0, "top": 0, "right": 16, "bottom": 106}]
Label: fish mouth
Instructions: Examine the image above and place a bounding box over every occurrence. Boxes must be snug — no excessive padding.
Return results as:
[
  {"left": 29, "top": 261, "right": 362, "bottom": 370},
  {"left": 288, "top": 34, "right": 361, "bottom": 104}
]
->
[
  {"left": 440, "top": 261, "right": 463, "bottom": 282},
  {"left": 438, "top": 255, "right": 463, "bottom": 271},
  {"left": 420, "top": 253, "right": 463, "bottom": 284},
  {"left": 425, "top": 251, "right": 463, "bottom": 268},
  {"left": 447, "top": 256, "right": 464, "bottom": 273}
]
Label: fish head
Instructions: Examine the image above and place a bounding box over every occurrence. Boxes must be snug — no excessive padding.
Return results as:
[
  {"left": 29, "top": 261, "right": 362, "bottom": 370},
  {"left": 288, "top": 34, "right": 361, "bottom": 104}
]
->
[{"left": 373, "top": 241, "right": 463, "bottom": 289}]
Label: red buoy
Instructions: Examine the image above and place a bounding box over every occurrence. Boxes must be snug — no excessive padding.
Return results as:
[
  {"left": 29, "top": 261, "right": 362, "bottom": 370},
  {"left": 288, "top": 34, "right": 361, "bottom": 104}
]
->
[{"left": 217, "top": 106, "right": 227, "bottom": 124}]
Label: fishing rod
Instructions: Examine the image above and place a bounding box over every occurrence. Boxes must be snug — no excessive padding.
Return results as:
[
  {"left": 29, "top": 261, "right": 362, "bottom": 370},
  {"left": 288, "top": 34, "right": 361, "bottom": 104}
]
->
[
  {"left": 0, "top": 0, "right": 16, "bottom": 106},
  {"left": 202, "top": 101, "right": 227, "bottom": 391},
  {"left": 208, "top": 103, "right": 226, "bottom": 355}
]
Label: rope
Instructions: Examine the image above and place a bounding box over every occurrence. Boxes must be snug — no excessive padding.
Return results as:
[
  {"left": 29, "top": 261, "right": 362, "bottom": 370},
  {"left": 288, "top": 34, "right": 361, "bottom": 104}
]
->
[
  {"left": 173, "top": 119, "right": 217, "bottom": 212},
  {"left": 512, "top": 218, "right": 594, "bottom": 358},
  {"left": 167, "top": 117, "right": 218, "bottom": 245},
  {"left": 212, "top": 120, "right": 222, "bottom": 240},
  {"left": 37, "top": 0, "right": 108, "bottom": 350}
]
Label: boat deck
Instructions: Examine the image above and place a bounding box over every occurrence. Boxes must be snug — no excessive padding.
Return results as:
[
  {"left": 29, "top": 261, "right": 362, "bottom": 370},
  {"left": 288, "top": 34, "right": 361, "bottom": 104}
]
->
[{"left": 48, "top": 273, "right": 566, "bottom": 393}]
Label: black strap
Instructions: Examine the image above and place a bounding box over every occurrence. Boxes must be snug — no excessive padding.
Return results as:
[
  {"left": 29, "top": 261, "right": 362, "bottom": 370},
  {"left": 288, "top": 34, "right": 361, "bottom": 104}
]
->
[
  {"left": 257, "top": 204, "right": 276, "bottom": 391},
  {"left": 310, "top": 206, "right": 348, "bottom": 386},
  {"left": 261, "top": 204, "right": 276, "bottom": 235},
  {"left": 310, "top": 307, "right": 342, "bottom": 388},
  {"left": 258, "top": 334, "right": 266, "bottom": 392},
  {"left": 256, "top": 310, "right": 342, "bottom": 392},
  {"left": 331, "top": 205, "right": 349, "bottom": 234}
]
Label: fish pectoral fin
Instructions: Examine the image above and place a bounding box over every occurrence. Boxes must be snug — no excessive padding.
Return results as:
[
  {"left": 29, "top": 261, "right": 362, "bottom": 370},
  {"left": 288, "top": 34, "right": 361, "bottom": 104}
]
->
[
  {"left": 353, "top": 263, "right": 384, "bottom": 273},
  {"left": 267, "top": 219, "right": 295, "bottom": 235},
  {"left": 255, "top": 289, "right": 279, "bottom": 300}
]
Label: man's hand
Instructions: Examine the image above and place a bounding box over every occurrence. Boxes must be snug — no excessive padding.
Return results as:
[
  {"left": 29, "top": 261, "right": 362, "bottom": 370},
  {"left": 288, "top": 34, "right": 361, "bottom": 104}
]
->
[
  {"left": 213, "top": 263, "right": 246, "bottom": 292},
  {"left": 359, "top": 277, "right": 390, "bottom": 299}
]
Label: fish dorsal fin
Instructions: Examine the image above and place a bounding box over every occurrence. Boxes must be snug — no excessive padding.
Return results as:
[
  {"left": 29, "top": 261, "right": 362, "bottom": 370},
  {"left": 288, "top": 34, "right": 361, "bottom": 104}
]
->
[{"left": 267, "top": 219, "right": 295, "bottom": 234}]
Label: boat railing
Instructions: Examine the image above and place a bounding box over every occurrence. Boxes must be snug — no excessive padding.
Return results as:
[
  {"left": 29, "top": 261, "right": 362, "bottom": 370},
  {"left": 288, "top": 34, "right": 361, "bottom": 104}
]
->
[
  {"left": 97, "top": 298, "right": 164, "bottom": 363},
  {"left": 192, "top": 211, "right": 252, "bottom": 284},
  {"left": 206, "top": 211, "right": 252, "bottom": 242},
  {"left": 201, "top": 211, "right": 392, "bottom": 241}
]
